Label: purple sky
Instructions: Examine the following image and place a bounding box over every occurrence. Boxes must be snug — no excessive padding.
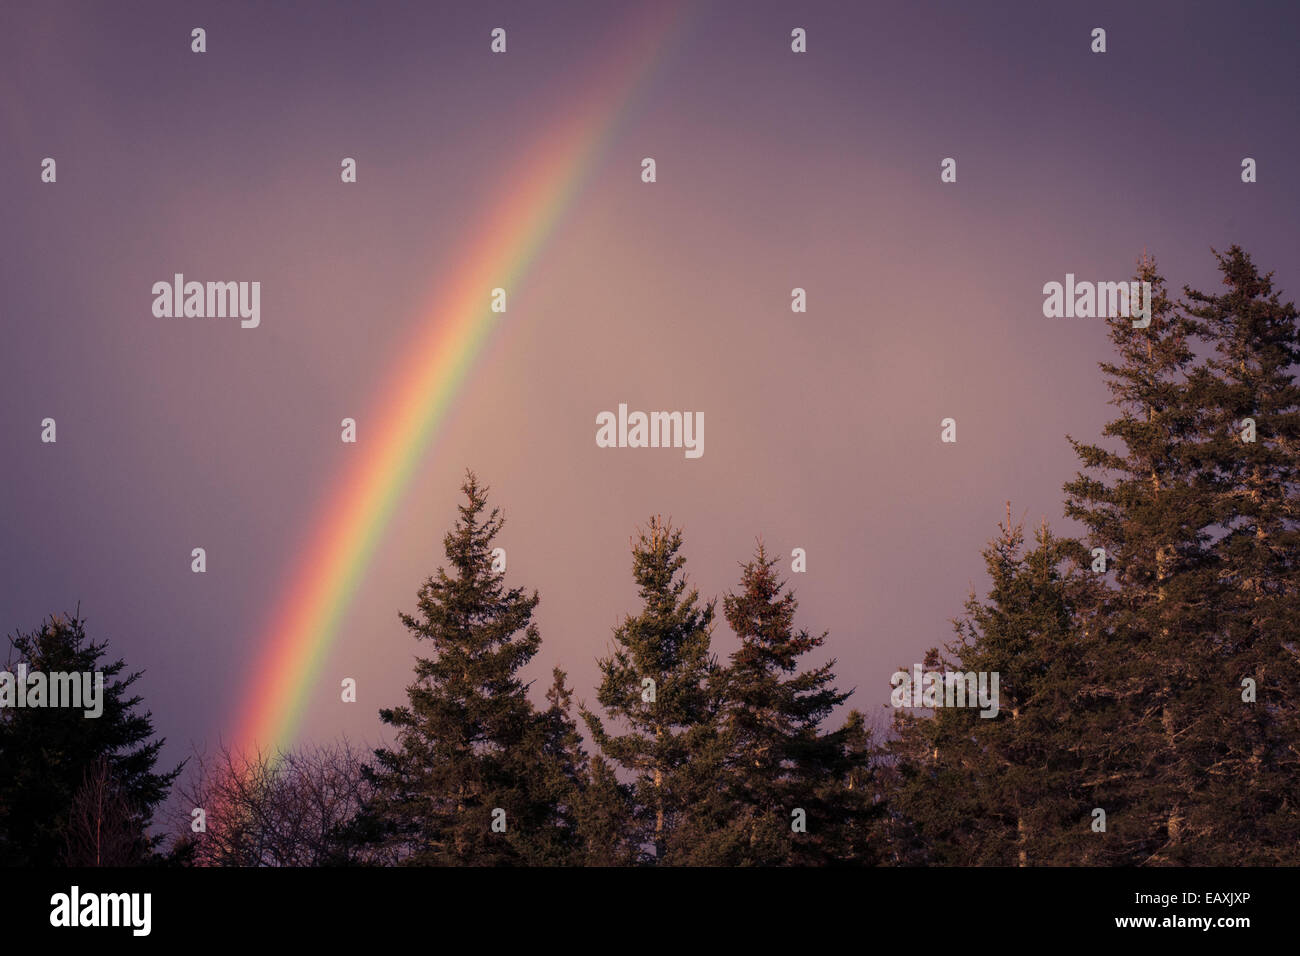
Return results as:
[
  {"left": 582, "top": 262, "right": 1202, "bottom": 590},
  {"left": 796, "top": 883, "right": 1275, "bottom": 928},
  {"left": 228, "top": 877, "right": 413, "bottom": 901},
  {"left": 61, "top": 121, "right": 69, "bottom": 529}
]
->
[{"left": 2, "top": 0, "right": 1298, "bottom": 777}]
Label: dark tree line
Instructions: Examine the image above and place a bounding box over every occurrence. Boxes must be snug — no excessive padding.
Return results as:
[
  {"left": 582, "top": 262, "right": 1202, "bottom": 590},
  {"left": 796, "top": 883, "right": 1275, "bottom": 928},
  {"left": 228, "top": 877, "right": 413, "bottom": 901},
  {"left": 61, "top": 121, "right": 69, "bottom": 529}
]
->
[
  {"left": 353, "top": 477, "right": 885, "bottom": 865},
  {"left": 2, "top": 245, "right": 1295, "bottom": 866},
  {"left": 886, "top": 247, "right": 1300, "bottom": 865}
]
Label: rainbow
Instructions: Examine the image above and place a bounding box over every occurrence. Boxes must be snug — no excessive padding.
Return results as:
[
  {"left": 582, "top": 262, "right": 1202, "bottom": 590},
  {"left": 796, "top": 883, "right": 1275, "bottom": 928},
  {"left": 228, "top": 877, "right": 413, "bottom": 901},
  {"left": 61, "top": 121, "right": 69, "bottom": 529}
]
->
[{"left": 233, "top": 5, "right": 686, "bottom": 754}]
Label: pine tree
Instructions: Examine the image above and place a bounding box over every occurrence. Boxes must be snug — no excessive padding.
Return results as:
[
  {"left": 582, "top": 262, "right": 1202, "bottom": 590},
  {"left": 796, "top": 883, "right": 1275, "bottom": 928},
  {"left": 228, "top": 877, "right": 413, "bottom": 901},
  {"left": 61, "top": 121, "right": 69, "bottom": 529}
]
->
[
  {"left": 882, "top": 247, "right": 1300, "bottom": 866},
  {"left": 1179, "top": 246, "right": 1300, "bottom": 862},
  {"left": 571, "top": 753, "right": 638, "bottom": 866},
  {"left": 533, "top": 668, "right": 641, "bottom": 866},
  {"left": 886, "top": 516, "right": 1092, "bottom": 865},
  {"left": 834, "top": 709, "right": 889, "bottom": 865},
  {"left": 1061, "top": 253, "right": 1223, "bottom": 863},
  {"left": 580, "top": 517, "right": 722, "bottom": 865},
  {"left": 365, "top": 473, "right": 576, "bottom": 865},
  {"left": 516, "top": 668, "right": 588, "bottom": 865},
  {"left": 714, "top": 542, "right": 858, "bottom": 865},
  {"left": 0, "top": 611, "right": 182, "bottom": 866}
]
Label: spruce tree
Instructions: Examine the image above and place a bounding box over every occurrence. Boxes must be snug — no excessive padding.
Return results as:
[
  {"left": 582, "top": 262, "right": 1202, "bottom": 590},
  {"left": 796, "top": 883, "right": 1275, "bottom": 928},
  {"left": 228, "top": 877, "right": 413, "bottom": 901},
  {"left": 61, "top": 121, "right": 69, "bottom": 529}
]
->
[
  {"left": 516, "top": 668, "right": 589, "bottom": 865},
  {"left": 571, "top": 753, "right": 638, "bottom": 866},
  {"left": 365, "top": 473, "right": 576, "bottom": 864},
  {"left": 884, "top": 248, "right": 1300, "bottom": 865},
  {"left": 834, "top": 708, "right": 889, "bottom": 866},
  {"left": 0, "top": 611, "right": 182, "bottom": 866},
  {"left": 534, "top": 671, "right": 640, "bottom": 866},
  {"left": 886, "top": 516, "right": 1092, "bottom": 865},
  {"left": 714, "top": 542, "right": 857, "bottom": 865},
  {"left": 580, "top": 517, "right": 722, "bottom": 865},
  {"left": 1062, "top": 254, "right": 1223, "bottom": 863},
  {"left": 1180, "top": 246, "right": 1300, "bottom": 862}
]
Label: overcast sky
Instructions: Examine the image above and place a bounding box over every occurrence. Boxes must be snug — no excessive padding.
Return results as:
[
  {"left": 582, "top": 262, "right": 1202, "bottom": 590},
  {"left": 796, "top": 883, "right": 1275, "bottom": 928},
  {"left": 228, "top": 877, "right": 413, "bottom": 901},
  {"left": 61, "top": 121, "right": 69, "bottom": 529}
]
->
[{"left": 2, "top": 0, "right": 1297, "bottom": 775}]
